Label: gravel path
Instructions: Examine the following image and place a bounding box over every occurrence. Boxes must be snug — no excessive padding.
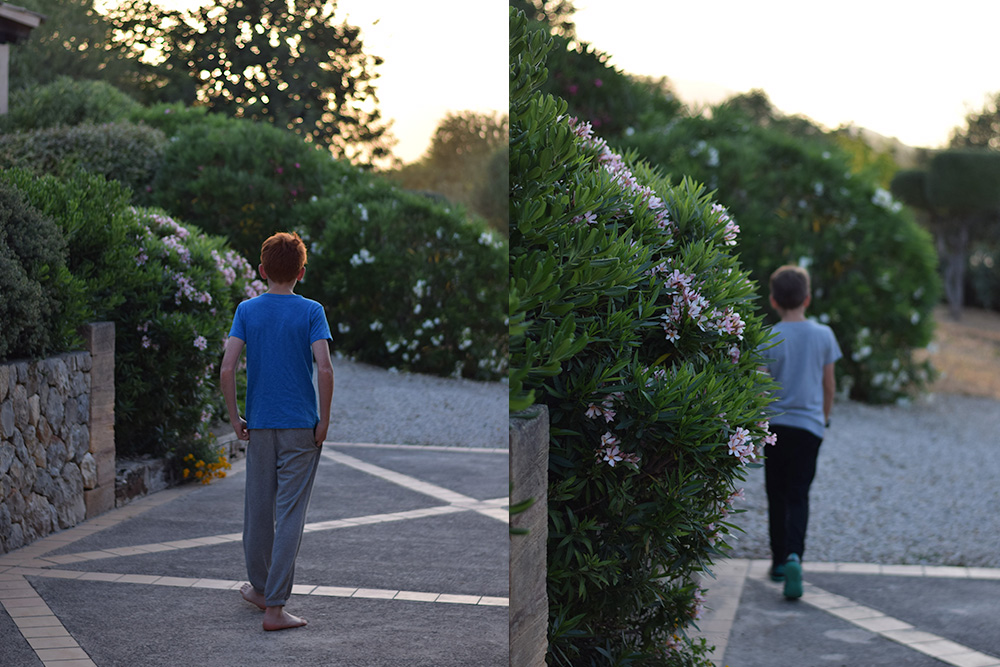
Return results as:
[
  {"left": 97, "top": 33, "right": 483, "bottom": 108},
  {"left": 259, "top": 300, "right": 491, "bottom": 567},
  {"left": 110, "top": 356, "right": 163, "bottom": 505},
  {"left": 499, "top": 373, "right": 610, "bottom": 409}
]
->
[
  {"left": 325, "top": 357, "right": 507, "bottom": 449},
  {"left": 728, "top": 393, "right": 1000, "bottom": 567}
]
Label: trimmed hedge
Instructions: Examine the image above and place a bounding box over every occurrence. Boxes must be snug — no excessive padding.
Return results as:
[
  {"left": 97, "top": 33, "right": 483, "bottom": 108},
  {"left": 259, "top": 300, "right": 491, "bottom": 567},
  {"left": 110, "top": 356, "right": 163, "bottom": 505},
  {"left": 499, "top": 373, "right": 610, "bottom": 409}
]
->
[{"left": 0, "top": 76, "right": 141, "bottom": 133}]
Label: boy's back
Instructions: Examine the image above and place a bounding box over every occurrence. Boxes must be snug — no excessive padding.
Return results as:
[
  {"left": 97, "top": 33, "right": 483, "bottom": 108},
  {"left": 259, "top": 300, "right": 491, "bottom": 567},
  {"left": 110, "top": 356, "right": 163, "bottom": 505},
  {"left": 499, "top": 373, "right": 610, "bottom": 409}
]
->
[
  {"left": 766, "top": 320, "right": 840, "bottom": 438},
  {"left": 230, "top": 293, "right": 329, "bottom": 429}
]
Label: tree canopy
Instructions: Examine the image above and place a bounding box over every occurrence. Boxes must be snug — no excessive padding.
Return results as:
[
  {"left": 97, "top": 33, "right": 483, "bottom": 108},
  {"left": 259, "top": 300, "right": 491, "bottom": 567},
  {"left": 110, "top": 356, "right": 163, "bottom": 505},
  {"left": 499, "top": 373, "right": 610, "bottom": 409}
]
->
[
  {"left": 104, "top": 0, "right": 393, "bottom": 165},
  {"left": 950, "top": 91, "right": 1000, "bottom": 150}
]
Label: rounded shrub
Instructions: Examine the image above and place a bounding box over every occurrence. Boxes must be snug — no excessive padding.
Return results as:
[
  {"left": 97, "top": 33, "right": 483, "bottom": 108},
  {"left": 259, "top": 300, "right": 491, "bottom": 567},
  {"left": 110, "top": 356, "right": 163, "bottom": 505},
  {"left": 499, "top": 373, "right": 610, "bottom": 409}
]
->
[
  {"left": 144, "top": 115, "right": 335, "bottom": 260},
  {"left": 292, "top": 161, "right": 508, "bottom": 381},
  {"left": 511, "top": 10, "right": 774, "bottom": 665},
  {"left": 0, "top": 76, "right": 141, "bottom": 133},
  {"left": 0, "top": 180, "right": 80, "bottom": 361},
  {"left": 0, "top": 122, "right": 166, "bottom": 195},
  {"left": 617, "top": 105, "right": 942, "bottom": 403},
  {"left": 0, "top": 169, "right": 265, "bottom": 464}
]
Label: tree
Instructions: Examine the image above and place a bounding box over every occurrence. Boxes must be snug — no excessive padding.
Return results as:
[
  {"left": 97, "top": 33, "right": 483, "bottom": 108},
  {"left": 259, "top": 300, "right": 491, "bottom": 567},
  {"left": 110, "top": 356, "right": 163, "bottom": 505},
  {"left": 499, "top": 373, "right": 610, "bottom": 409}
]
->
[
  {"left": 388, "top": 111, "right": 508, "bottom": 233},
  {"left": 891, "top": 150, "right": 1000, "bottom": 319},
  {"left": 106, "top": 0, "right": 393, "bottom": 166},
  {"left": 8, "top": 0, "right": 144, "bottom": 96},
  {"left": 950, "top": 91, "right": 1000, "bottom": 150},
  {"left": 508, "top": 0, "right": 576, "bottom": 36}
]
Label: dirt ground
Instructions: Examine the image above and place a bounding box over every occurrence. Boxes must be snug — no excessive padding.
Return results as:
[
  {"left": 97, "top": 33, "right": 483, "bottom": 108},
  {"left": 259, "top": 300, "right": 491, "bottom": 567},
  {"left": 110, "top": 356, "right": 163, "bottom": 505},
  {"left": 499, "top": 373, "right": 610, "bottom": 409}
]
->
[{"left": 918, "top": 305, "right": 1000, "bottom": 400}]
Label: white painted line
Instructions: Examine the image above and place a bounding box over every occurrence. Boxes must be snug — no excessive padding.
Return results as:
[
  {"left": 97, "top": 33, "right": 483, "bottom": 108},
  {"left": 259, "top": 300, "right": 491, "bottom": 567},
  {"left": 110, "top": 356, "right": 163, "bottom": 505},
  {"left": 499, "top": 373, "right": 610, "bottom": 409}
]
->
[{"left": 326, "top": 441, "right": 508, "bottom": 454}]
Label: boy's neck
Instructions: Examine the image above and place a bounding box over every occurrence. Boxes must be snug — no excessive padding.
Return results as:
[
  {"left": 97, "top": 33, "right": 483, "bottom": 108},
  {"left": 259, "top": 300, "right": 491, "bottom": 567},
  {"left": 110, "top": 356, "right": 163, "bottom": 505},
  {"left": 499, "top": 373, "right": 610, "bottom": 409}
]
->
[
  {"left": 777, "top": 306, "right": 808, "bottom": 322},
  {"left": 266, "top": 279, "right": 297, "bottom": 295}
]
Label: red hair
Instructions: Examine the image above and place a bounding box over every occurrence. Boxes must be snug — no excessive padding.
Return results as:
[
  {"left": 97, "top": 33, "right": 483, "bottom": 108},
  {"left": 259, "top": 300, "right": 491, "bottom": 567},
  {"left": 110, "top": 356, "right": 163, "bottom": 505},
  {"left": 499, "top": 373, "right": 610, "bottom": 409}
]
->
[{"left": 260, "top": 232, "right": 307, "bottom": 283}]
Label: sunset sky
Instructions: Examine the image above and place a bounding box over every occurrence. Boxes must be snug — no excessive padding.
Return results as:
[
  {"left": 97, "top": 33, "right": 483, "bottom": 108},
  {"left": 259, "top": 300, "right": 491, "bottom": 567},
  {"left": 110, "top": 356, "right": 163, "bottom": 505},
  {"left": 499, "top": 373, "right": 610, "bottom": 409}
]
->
[
  {"left": 572, "top": 0, "right": 1000, "bottom": 148},
  {"left": 153, "top": 0, "right": 507, "bottom": 164}
]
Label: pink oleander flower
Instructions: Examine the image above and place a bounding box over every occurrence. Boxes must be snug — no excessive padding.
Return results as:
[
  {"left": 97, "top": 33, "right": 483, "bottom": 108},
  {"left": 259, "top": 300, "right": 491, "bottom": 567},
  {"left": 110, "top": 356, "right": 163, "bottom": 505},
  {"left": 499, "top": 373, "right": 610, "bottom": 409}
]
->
[
  {"left": 585, "top": 403, "right": 604, "bottom": 419},
  {"left": 728, "top": 344, "right": 741, "bottom": 363},
  {"left": 600, "top": 432, "right": 620, "bottom": 448},
  {"left": 193, "top": 335, "right": 208, "bottom": 351},
  {"left": 601, "top": 445, "right": 623, "bottom": 467}
]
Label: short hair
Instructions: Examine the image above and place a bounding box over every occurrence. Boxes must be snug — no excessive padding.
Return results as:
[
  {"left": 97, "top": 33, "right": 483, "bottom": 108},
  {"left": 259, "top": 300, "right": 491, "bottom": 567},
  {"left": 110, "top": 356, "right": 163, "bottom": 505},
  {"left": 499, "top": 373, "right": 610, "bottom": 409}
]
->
[
  {"left": 260, "top": 232, "right": 307, "bottom": 283},
  {"left": 769, "top": 265, "right": 811, "bottom": 310}
]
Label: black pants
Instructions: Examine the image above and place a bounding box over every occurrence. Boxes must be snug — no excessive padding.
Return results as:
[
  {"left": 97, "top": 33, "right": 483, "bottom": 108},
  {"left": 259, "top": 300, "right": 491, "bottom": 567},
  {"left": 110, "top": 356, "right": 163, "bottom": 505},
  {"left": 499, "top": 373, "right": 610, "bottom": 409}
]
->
[{"left": 764, "top": 424, "right": 822, "bottom": 566}]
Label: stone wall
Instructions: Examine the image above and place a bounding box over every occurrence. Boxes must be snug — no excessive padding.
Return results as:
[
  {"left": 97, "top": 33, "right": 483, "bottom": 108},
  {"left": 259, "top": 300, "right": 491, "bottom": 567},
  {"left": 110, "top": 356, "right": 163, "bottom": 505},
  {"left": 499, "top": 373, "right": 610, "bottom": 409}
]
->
[
  {"left": 509, "top": 406, "right": 549, "bottom": 667},
  {"left": 0, "top": 323, "right": 116, "bottom": 554}
]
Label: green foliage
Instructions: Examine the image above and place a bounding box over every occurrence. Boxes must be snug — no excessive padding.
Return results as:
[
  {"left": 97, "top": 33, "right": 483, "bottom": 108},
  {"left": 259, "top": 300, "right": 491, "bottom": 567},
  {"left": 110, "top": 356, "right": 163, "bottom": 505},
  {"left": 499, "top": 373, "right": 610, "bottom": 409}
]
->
[
  {"left": 890, "top": 169, "right": 929, "bottom": 210},
  {"left": 511, "top": 8, "right": 772, "bottom": 664},
  {"left": 0, "top": 122, "right": 166, "bottom": 195},
  {"left": 388, "top": 111, "right": 509, "bottom": 234},
  {"left": 617, "top": 105, "right": 941, "bottom": 402},
  {"left": 291, "top": 162, "right": 508, "bottom": 381},
  {"left": 949, "top": 90, "right": 1000, "bottom": 150},
  {"left": 0, "top": 170, "right": 264, "bottom": 463},
  {"left": 926, "top": 149, "right": 1000, "bottom": 210},
  {"left": 0, "top": 77, "right": 141, "bottom": 133},
  {"left": 532, "top": 22, "right": 682, "bottom": 140},
  {"left": 144, "top": 116, "right": 335, "bottom": 260},
  {"left": 106, "top": 0, "right": 393, "bottom": 165},
  {"left": 127, "top": 103, "right": 214, "bottom": 139},
  {"left": 9, "top": 0, "right": 145, "bottom": 98},
  {"left": 0, "top": 180, "right": 80, "bottom": 361}
]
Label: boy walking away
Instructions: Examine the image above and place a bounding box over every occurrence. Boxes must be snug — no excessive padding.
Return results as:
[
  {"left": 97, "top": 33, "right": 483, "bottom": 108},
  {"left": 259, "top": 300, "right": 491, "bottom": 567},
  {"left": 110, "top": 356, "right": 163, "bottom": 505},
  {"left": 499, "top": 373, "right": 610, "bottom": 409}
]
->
[
  {"left": 220, "top": 232, "right": 334, "bottom": 630},
  {"left": 760, "top": 265, "right": 841, "bottom": 600}
]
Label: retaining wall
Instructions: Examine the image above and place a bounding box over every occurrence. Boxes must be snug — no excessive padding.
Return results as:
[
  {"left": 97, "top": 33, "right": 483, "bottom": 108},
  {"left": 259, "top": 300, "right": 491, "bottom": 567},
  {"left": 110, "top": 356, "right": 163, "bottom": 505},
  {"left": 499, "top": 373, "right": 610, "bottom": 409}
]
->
[{"left": 0, "top": 323, "right": 116, "bottom": 554}]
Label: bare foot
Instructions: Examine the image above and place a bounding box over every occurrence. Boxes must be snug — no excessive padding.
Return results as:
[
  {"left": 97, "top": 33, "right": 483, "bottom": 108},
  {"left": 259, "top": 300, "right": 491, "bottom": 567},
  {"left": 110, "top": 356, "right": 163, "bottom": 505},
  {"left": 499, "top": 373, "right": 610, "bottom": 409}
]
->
[
  {"left": 240, "top": 583, "right": 266, "bottom": 611},
  {"left": 262, "top": 606, "right": 308, "bottom": 631}
]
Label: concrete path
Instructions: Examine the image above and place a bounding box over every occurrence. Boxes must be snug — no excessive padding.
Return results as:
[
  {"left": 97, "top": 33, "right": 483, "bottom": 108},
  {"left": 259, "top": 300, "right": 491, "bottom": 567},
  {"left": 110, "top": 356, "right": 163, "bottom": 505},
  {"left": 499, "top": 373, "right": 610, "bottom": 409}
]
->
[
  {"left": 693, "top": 558, "right": 1000, "bottom": 667},
  {"left": 0, "top": 441, "right": 509, "bottom": 666}
]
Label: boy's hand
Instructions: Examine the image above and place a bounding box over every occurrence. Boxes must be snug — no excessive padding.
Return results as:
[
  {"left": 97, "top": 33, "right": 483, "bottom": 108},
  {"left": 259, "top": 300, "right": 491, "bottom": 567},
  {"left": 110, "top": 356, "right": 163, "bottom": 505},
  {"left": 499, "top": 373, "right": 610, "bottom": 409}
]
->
[
  {"left": 233, "top": 417, "right": 249, "bottom": 441},
  {"left": 314, "top": 420, "right": 329, "bottom": 448}
]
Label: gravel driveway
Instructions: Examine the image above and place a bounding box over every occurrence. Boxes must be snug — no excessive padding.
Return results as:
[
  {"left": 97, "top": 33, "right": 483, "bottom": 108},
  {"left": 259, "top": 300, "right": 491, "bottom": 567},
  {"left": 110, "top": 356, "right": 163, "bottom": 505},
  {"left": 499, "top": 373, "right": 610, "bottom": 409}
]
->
[{"left": 728, "top": 392, "right": 1000, "bottom": 567}]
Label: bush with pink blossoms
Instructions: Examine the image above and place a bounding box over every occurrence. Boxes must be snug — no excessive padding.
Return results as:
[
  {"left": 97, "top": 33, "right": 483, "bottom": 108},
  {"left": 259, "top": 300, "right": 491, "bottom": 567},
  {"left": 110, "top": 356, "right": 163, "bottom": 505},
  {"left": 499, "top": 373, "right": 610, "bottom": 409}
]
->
[
  {"left": 511, "top": 10, "right": 775, "bottom": 665},
  {"left": 0, "top": 169, "right": 265, "bottom": 466}
]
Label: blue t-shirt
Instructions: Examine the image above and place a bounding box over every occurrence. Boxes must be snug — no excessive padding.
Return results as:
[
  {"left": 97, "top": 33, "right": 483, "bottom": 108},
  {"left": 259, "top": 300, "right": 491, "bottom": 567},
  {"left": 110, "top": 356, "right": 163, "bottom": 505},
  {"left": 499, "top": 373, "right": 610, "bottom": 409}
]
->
[
  {"left": 763, "top": 320, "right": 842, "bottom": 439},
  {"left": 228, "top": 293, "right": 332, "bottom": 429}
]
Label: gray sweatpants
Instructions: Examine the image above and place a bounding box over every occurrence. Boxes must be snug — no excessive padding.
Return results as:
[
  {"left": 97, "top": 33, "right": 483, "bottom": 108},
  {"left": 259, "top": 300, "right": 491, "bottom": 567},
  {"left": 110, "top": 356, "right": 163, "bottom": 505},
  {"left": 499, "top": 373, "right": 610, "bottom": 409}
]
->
[{"left": 243, "top": 428, "right": 321, "bottom": 607}]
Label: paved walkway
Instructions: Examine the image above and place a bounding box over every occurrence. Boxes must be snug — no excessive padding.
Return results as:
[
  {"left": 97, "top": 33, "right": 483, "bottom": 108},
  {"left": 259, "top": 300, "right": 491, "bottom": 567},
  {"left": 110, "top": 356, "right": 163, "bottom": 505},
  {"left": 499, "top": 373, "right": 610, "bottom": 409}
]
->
[
  {"left": 0, "top": 441, "right": 509, "bottom": 666},
  {"left": 694, "top": 558, "right": 1000, "bottom": 666}
]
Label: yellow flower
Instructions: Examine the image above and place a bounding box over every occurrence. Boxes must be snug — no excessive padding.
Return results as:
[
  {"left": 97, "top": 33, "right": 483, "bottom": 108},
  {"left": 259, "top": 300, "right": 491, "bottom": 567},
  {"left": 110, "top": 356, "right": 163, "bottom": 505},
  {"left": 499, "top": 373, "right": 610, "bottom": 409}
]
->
[{"left": 182, "top": 468, "right": 190, "bottom": 478}]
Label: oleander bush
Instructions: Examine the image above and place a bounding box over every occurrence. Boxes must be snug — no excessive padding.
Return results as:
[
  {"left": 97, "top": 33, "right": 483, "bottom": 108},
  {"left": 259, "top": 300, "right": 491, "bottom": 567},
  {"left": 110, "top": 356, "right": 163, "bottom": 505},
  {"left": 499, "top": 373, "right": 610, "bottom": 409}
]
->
[
  {"left": 291, "top": 162, "right": 508, "bottom": 380},
  {"left": 0, "top": 77, "right": 141, "bottom": 133},
  {"left": 0, "top": 122, "right": 166, "bottom": 195},
  {"left": 0, "top": 169, "right": 264, "bottom": 464},
  {"left": 511, "top": 10, "right": 774, "bottom": 665},
  {"left": 617, "top": 105, "right": 942, "bottom": 402}
]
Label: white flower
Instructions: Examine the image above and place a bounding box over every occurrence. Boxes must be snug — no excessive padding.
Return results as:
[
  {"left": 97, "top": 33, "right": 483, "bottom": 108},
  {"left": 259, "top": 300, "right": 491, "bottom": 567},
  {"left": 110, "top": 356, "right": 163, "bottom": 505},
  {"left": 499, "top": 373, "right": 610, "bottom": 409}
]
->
[
  {"left": 413, "top": 279, "right": 427, "bottom": 298},
  {"left": 349, "top": 248, "right": 375, "bottom": 267},
  {"left": 338, "top": 322, "right": 351, "bottom": 334},
  {"left": 369, "top": 320, "right": 383, "bottom": 331},
  {"left": 413, "top": 303, "right": 422, "bottom": 315},
  {"left": 357, "top": 204, "right": 369, "bottom": 222}
]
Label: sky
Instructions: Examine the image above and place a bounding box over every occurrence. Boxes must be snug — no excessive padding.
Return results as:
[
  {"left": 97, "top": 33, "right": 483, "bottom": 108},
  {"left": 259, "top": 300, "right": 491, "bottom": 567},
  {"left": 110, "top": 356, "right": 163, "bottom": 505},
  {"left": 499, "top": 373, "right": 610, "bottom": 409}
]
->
[
  {"left": 156, "top": 0, "right": 508, "bottom": 165},
  {"left": 336, "top": 1, "right": 507, "bottom": 164},
  {"left": 572, "top": 1, "right": 1000, "bottom": 148}
]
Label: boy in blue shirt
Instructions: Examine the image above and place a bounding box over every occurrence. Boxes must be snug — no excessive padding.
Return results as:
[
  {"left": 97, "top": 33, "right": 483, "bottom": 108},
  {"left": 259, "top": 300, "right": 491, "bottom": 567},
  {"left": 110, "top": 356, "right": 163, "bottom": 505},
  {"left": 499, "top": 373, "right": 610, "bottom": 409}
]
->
[
  {"left": 220, "top": 232, "right": 334, "bottom": 630},
  {"left": 760, "top": 265, "right": 841, "bottom": 600}
]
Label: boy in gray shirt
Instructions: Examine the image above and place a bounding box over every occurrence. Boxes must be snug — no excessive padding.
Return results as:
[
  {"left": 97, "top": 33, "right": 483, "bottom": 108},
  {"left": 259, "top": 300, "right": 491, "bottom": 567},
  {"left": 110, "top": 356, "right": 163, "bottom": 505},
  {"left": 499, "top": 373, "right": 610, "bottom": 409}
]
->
[{"left": 760, "top": 265, "right": 842, "bottom": 599}]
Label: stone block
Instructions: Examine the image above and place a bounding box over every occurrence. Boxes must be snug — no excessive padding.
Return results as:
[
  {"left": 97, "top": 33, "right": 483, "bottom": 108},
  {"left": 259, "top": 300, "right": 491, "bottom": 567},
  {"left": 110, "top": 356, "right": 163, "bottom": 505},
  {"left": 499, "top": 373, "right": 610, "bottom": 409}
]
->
[
  {"left": 76, "top": 392, "right": 90, "bottom": 425},
  {"left": 1, "top": 399, "right": 13, "bottom": 439},
  {"left": 81, "top": 322, "right": 116, "bottom": 356},
  {"left": 45, "top": 388, "right": 65, "bottom": 432},
  {"left": 80, "top": 452, "right": 97, "bottom": 490},
  {"left": 12, "top": 384, "right": 28, "bottom": 427},
  {"left": 27, "top": 394, "right": 39, "bottom": 426},
  {"left": 84, "top": 484, "right": 115, "bottom": 518},
  {"left": 70, "top": 424, "right": 89, "bottom": 462},
  {"left": 95, "top": 447, "right": 115, "bottom": 487},
  {"left": 0, "top": 441, "right": 13, "bottom": 475},
  {"left": 509, "top": 406, "right": 549, "bottom": 667},
  {"left": 0, "top": 364, "right": 7, "bottom": 402}
]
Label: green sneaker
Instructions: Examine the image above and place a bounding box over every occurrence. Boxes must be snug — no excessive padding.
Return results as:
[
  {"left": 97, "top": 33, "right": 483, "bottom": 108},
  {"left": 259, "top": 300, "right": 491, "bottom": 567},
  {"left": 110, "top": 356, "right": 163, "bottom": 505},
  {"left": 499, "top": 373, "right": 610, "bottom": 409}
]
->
[
  {"left": 769, "top": 563, "right": 785, "bottom": 582},
  {"left": 783, "top": 554, "right": 803, "bottom": 599}
]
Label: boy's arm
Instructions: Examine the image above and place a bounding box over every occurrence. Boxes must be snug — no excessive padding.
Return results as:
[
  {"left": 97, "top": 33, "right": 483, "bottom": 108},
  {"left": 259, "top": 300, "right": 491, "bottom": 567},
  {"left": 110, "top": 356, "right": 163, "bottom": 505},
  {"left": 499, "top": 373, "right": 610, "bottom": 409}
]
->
[
  {"left": 822, "top": 362, "right": 836, "bottom": 423},
  {"left": 312, "top": 339, "right": 334, "bottom": 447},
  {"left": 220, "top": 336, "right": 249, "bottom": 441}
]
